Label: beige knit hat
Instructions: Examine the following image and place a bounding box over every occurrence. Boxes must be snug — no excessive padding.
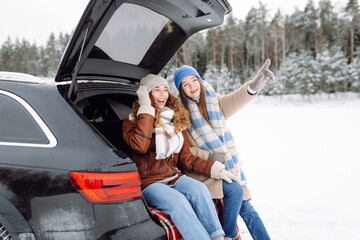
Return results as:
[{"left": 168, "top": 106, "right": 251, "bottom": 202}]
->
[{"left": 140, "top": 74, "right": 169, "bottom": 93}]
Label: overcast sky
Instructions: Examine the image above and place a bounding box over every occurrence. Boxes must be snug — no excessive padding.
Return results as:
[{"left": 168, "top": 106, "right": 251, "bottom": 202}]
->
[{"left": 0, "top": 0, "right": 346, "bottom": 47}]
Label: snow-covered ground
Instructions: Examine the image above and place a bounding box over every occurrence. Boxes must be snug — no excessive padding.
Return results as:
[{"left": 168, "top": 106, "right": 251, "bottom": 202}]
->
[{"left": 227, "top": 93, "right": 360, "bottom": 240}]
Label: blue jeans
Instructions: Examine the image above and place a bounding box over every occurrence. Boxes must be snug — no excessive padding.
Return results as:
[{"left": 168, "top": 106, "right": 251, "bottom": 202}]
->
[
  {"left": 222, "top": 181, "right": 270, "bottom": 240},
  {"left": 142, "top": 175, "right": 225, "bottom": 240}
]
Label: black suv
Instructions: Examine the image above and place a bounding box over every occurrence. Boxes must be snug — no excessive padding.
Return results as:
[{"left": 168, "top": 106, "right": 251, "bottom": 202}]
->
[{"left": 0, "top": 0, "right": 231, "bottom": 239}]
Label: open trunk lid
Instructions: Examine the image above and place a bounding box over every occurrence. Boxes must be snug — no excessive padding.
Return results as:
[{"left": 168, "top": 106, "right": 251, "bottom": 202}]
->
[{"left": 55, "top": 0, "right": 231, "bottom": 98}]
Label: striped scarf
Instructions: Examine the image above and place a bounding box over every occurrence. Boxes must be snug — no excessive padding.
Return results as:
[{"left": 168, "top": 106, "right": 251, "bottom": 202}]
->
[
  {"left": 186, "top": 81, "right": 247, "bottom": 185},
  {"left": 155, "top": 107, "right": 184, "bottom": 160}
]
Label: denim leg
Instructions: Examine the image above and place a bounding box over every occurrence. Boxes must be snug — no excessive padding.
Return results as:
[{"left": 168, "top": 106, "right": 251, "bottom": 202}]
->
[
  {"left": 222, "top": 180, "right": 244, "bottom": 238},
  {"left": 142, "top": 180, "right": 211, "bottom": 240},
  {"left": 240, "top": 200, "right": 271, "bottom": 240},
  {"left": 173, "top": 175, "right": 225, "bottom": 240}
]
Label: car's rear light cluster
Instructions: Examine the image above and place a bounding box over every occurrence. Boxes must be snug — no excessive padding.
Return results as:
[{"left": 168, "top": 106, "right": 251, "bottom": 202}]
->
[{"left": 69, "top": 171, "right": 142, "bottom": 204}]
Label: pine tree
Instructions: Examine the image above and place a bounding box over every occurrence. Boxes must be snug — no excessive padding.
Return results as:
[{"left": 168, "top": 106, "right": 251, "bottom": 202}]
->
[
  {"left": 258, "top": 1, "right": 268, "bottom": 65},
  {"left": 13, "top": 38, "right": 23, "bottom": 73},
  {"left": 46, "top": 33, "right": 57, "bottom": 76},
  {"left": 349, "top": 53, "right": 360, "bottom": 96},
  {"left": 319, "top": 0, "right": 335, "bottom": 53},
  {"left": 272, "top": 60, "right": 290, "bottom": 95},
  {"left": 217, "top": 64, "right": 232, "bottom": 94},
  {"left": 277, "top": 53, "right": 298, "bottom": 95},
  {"left": 224, "top": 13, "right": 236, "bottom": 76},
  {"left": 38, "top": 46, "right": 50, "bottom": 77},
  {"left": 304, "top": 0, "right": 319, "bottom": 55},
  {"left": 330, "top": 48, "right": 349, "bottom": 93},
  {"left": 290, "top": 8, "right": 306, "bottom": 56},
  {"left": 317, "top": 49, "right": 333, "bottom": 94},
  {"left": 269, "top": 10, "right": 284, "bottom": 70},
  {"left": 28, "top": 43, "right": 39, "bottom": 76},
  {"left": 203, "top": 64, "right": 219, "bottom": 91},
  {"left": 0, "top": 37, "right": 14, "bottom": 71},
  {"left": 293, "top": 51, "right": 319, "bottom": 100},
  {"left": 345, "top": 0, "right": 360, "bottom": 63},
  {"left": 317, "top": 47, "right": 349, "bottom": 96},
  {"left": 232, "top": 19, "right": 247, "bottom": 81},
  {"left": 244, "top": 7, "right": 259, "bottom": 73}
]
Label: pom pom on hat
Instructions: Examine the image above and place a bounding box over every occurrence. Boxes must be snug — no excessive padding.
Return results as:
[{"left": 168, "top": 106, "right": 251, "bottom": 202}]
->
[
  {"left": 174, "top": 65, "right": 203, "bottom": 90},
  {"left": 140, "top": 74, "right": 169, "bottom": 93}
]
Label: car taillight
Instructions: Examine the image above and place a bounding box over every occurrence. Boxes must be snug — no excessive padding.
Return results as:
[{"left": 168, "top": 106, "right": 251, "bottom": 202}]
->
[{"left": 69, "top": 172, "right": 142, "bottom": 204}]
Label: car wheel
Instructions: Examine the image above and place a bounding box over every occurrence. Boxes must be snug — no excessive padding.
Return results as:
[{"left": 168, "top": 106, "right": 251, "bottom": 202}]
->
[{"left": 0, "top": 223, "right": 13, "bottom": 240}]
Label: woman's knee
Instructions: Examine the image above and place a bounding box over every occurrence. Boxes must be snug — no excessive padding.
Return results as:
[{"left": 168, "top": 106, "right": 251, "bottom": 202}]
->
[
  {"left": 143, "top": 183, "right": 189, "bottom": 210},
  {"left": 223, "top": 181, "right": 244, "bottom": 199},
  {"left": 179, "top": 176, "right": 212, "bottom": 198},
  {"left": 193, "top": 180, "right": 212, "bottom": 200},
  {"left": 148, "top": 191, "right": 194, "bottom": 217}
]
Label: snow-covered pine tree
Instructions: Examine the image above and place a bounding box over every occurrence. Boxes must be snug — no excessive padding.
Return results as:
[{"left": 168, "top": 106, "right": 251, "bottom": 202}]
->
[
  {"left": 217, "top": 64, "right": 233, "bottom": 95},
  {"left": 293, "top": 51, "right": 319, "bottom": 101},
  {"left": 330, "top": 49, "right": 349, "bottom": 94},
  {"left": 349, "top": 50, "right": 360, "bottom": 97},
  {"left": 0, "top": 37, "right": 14, "bottom": 72},
  {"left": 203, "top": 64, "right": 219, "bottom": 92},
  {"left": 276, "top": 53, "right": 298, "bottom": 96},
  {"left": 317, "top": 48, "right": 333, "bottom": 96}
]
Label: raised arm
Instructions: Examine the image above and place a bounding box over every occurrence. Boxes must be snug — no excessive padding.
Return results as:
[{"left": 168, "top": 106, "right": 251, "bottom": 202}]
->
[
  {"left": 122, "top": 85, "right": 155, "bottom": 154},
  {"left": 218, "top": 59, "right": 276, "bottom": 120},
  {"left": 122, "top": 114, "right": 153, "bottom": 154}
]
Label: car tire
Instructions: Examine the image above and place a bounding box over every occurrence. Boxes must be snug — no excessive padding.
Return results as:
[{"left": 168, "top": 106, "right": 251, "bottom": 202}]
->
[{"left": 0, "top": 223, "right": 13, "bottom": 240}]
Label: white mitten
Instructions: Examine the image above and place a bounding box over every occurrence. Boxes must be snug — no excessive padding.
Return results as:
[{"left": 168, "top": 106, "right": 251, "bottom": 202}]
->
[
  {"left": 136, "top": 86, "right": 155, "bottom": 117},
  {"left": 210, "top": 161, "right": 241, "bottom": 184},
  {"left": 218, "top": 169, "right": 241, "bottom": 184},
  {"left": 136, "top": 86, "right": 151, "bottom": 106},
  {"left": 248, "top": 59, "right": 276, "bottom": 93}
]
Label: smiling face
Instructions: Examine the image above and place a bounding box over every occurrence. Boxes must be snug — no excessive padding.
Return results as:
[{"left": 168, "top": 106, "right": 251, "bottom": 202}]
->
[
  {"left": 151, "top": 84, "right": 169, "bottom": 109},
  {"left": 181, "top": 75, "right": 201, "bottom": 100}
]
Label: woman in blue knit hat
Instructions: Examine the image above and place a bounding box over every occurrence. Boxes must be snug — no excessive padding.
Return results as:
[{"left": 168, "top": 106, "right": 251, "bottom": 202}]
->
[{"left": 174, "top": 60, "right": 275, "bottom": 240}]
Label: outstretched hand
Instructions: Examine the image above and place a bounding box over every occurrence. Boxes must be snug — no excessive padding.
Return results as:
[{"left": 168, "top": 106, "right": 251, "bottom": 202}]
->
[{"left": 249, "top": 59, "right": 276, "bottom": 92}]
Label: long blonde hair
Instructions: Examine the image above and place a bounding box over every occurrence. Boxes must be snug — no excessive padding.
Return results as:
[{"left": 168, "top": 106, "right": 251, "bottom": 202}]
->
[
  {"left": 178, "top": 78, "right": 213, "bottom": 128},
  {"left": 131, "top": 92, "right": 190, "bottom": 133}
]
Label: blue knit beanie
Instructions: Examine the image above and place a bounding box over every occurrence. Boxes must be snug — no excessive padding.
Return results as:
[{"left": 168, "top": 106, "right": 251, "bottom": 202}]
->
[{"left": 174, "top": 65, "right": 203, "bottom": 90}]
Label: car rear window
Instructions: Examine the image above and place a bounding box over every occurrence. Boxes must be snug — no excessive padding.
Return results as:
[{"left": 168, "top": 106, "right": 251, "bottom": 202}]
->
[
  {"left": 92, "top": 3, "right": 184, "bottom": 67},
  {"left": 0, "top": 91, "right": 55, "bottom": 147}
]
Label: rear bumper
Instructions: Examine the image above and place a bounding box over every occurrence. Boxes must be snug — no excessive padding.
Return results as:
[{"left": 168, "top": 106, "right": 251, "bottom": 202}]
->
[
  {"left": 93, "top": 199, "right": 166, "bottom": 239},
  {"left": 30, "top": 219, "right": 166, "bottom": 240},
  {"left": 27, "top": 198, "right": 166, "bottom": 239}
]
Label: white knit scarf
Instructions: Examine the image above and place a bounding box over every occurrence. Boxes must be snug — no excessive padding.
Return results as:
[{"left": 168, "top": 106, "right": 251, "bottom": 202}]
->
[{"left": 155, "top": 107, "right": 184, "bottom": 160}]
